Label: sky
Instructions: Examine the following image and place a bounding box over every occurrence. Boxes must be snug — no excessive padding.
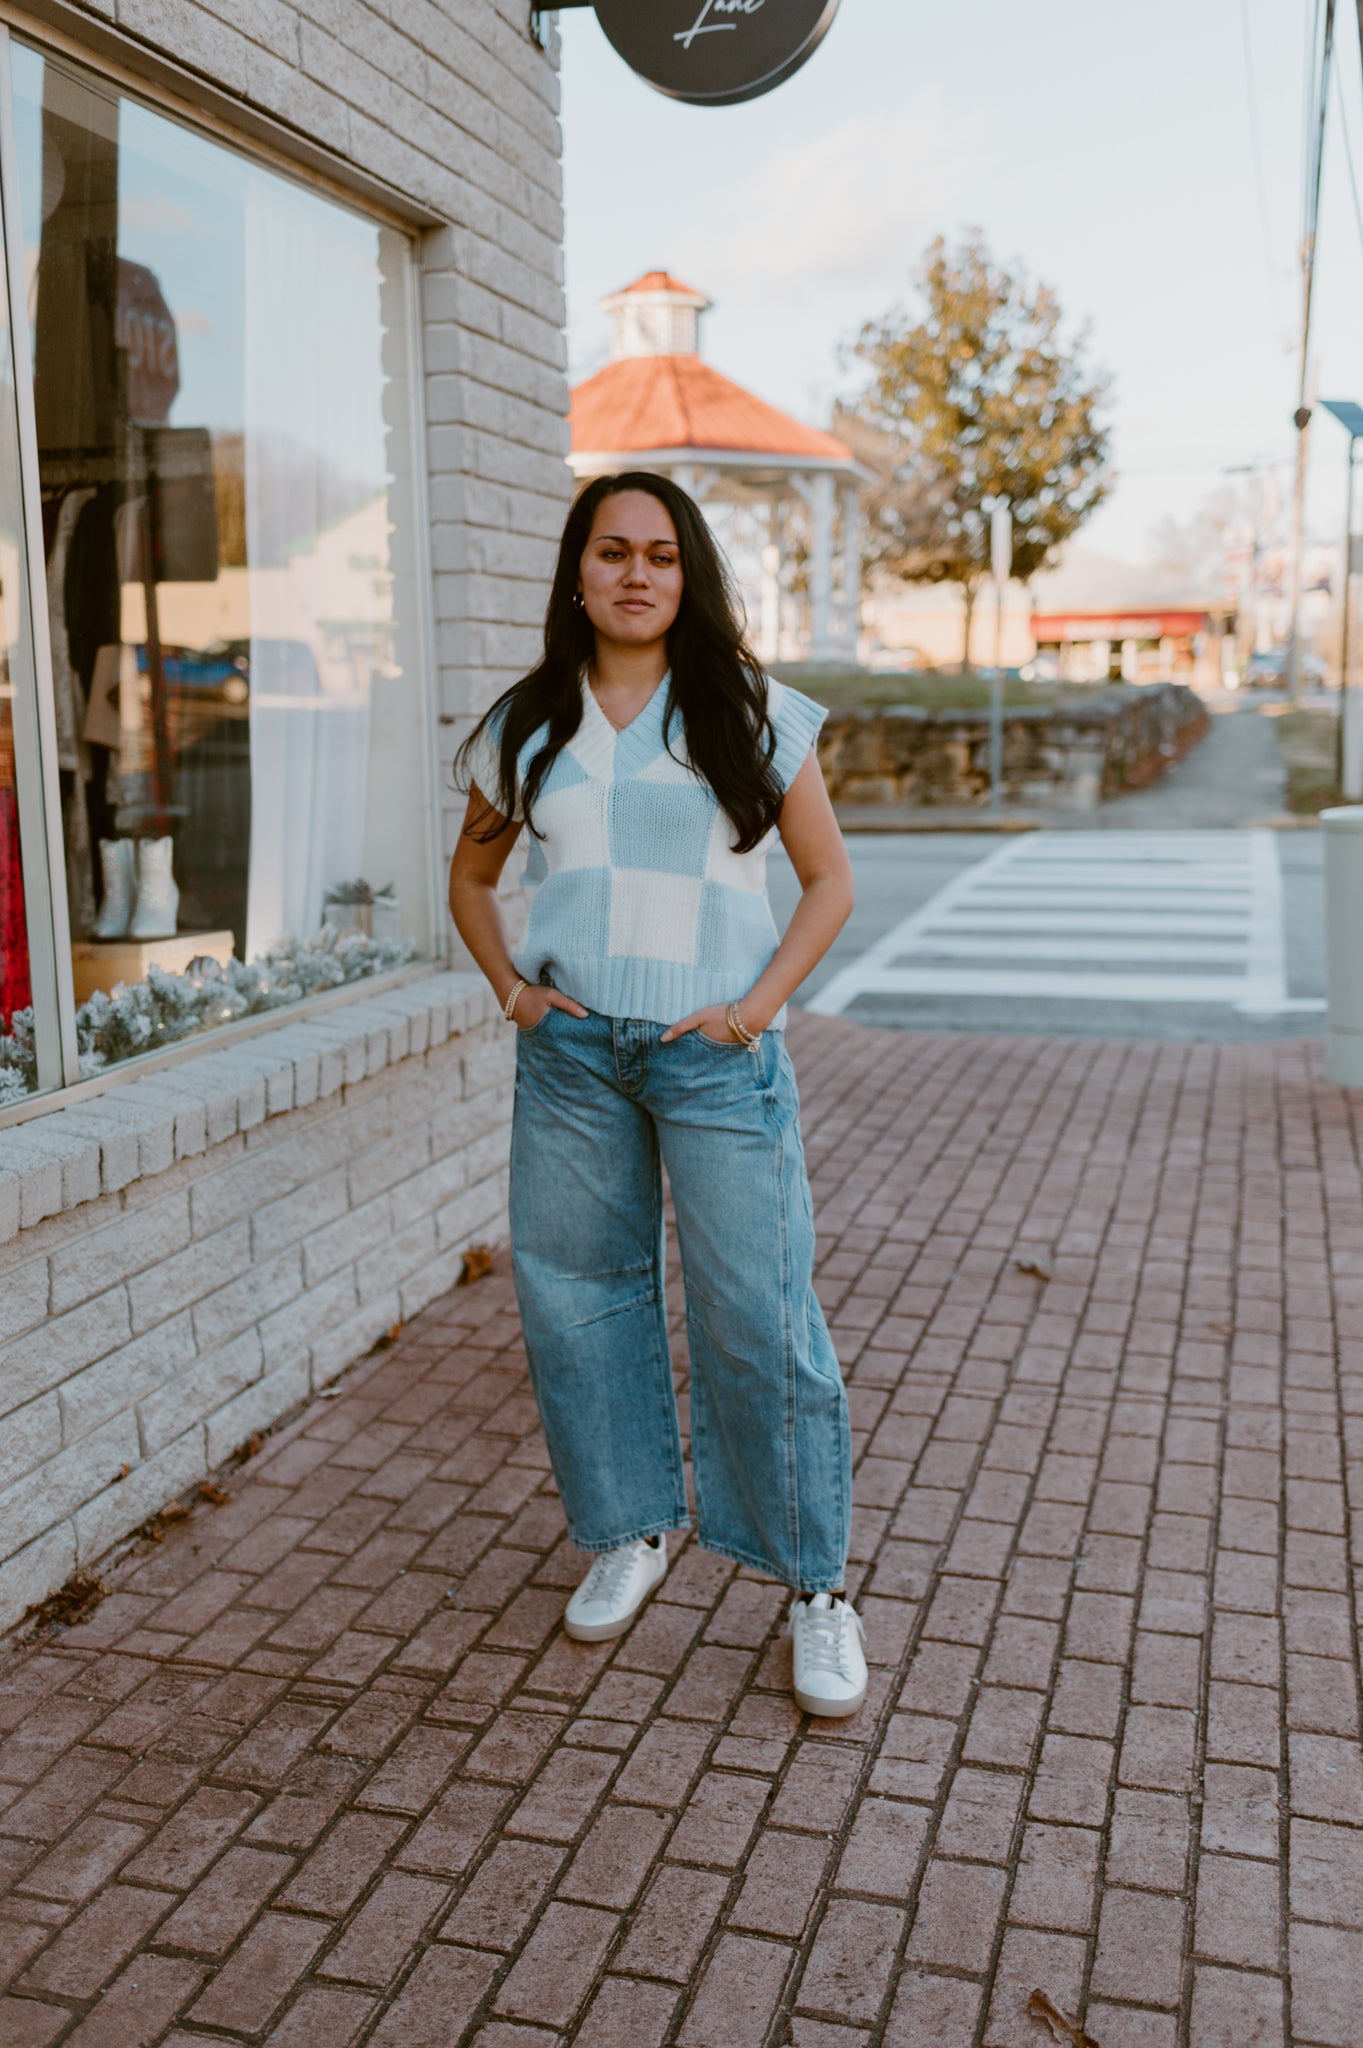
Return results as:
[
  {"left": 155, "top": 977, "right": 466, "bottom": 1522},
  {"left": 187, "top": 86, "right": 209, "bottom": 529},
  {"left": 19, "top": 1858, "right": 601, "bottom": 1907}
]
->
[{"left": 560, "top": 0, "right": 1363, "bottom": 568}]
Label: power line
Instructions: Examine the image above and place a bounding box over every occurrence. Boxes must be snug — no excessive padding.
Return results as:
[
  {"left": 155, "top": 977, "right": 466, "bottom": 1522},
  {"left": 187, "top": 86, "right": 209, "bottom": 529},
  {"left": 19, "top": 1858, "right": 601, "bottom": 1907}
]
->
[
  {"left": 1239, "top": 0, "right": 1288, "bottom": 337},
  {"left": 1333, "top": 32, "right": 1363, "bottom": 256}
]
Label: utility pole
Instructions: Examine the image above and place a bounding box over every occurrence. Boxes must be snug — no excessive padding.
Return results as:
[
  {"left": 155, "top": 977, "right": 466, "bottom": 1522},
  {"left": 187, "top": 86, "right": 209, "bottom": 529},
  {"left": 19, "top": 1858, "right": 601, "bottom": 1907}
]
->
[{"left": 1285, "top": 0, "right": 1337, "bottom": 701}]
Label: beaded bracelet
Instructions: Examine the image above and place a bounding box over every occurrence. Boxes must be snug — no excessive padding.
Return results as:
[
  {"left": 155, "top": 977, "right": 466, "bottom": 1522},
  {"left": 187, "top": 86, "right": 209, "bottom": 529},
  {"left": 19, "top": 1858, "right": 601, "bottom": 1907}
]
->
[
  {"left": 503, "top": 978, "right": 529, "bottom": 1022},
  {"left": 726, "top": 1000, "right": 761, "bottom": 1048}
]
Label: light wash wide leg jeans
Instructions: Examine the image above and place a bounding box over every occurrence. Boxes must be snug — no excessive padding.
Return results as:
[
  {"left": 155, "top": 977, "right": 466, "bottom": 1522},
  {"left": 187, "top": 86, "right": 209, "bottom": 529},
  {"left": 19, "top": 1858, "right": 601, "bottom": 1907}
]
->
[{"left": 509, "top": 1008, "right": 851, "bottom": 1594}]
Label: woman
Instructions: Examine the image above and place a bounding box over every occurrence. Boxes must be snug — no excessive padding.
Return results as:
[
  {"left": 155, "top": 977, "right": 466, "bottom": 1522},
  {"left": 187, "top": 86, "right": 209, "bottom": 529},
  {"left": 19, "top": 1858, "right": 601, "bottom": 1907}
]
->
[{"left": 449, "top": 471, "right": 867, "bottom": 1717}]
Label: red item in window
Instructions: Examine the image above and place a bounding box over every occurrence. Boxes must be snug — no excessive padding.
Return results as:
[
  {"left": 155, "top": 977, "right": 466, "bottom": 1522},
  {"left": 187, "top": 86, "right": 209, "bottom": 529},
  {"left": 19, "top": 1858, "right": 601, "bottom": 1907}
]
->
[{"left": 0, "top": 786, "right": 31, "bottom": 1028}]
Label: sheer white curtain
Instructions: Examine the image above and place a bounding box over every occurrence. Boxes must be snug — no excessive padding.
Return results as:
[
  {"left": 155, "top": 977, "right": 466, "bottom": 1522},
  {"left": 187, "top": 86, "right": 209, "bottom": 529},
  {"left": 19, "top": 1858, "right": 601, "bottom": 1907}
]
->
[{"left": 243, "top": 177, "right": 376, "bottom": 961}]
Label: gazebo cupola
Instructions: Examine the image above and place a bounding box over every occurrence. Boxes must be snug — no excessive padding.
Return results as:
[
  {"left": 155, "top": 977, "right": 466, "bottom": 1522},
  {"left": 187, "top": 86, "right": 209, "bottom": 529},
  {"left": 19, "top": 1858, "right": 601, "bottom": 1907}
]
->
[
  {"left": 570, "top": 271, "right": 868, "bottom": 664},
  {"left": 602, "top": 271, "right": 710, "bottom": 359}
]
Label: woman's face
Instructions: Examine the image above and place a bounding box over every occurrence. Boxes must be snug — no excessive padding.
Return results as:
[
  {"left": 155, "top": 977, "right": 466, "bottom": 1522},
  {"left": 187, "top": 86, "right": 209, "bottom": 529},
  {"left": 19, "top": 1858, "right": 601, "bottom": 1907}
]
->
[{"left": 578, "top": 490, "right": 684, "bottom": 648}]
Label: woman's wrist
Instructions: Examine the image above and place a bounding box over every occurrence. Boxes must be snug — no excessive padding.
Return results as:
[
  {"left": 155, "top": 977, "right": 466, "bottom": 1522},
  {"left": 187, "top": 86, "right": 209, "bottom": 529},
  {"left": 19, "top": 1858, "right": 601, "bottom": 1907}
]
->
[{"left": 733, "top": 991, "right": 775, "bottom": 1035}]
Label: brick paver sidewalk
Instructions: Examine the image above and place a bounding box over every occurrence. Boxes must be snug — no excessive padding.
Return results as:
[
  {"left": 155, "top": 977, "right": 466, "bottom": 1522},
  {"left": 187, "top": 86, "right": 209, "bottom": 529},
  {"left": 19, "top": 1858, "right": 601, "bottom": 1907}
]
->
[{"left": 1, "top": 1014, "right": 1360, "bottom": 2047}]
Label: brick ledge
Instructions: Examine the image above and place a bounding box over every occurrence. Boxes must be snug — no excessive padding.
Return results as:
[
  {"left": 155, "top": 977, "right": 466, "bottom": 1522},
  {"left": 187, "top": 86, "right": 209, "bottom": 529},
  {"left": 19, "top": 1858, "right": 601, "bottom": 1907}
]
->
[{"left": 0, "top": 970, "right": 492, "bottom": 1247}]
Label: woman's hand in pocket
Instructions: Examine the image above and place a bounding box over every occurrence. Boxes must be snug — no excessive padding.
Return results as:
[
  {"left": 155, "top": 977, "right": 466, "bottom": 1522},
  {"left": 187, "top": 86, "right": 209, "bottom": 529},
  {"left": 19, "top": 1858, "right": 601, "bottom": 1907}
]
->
[
  {"left": 662, "top": 1002, "right": 764, "bottom": 1045},
  {"left": 512, "top": 986, "right": 589, "bottom": 1030}
]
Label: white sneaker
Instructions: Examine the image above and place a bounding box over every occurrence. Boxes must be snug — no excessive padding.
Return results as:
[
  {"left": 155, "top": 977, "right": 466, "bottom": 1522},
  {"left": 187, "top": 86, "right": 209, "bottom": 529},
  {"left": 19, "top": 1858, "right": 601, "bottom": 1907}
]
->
[
  {"left": 564, "top": 1535, "right": 668, "bottom": 1642},
  {"left": 789, "top": 1592, "right": 868, "bottom": 1717}
]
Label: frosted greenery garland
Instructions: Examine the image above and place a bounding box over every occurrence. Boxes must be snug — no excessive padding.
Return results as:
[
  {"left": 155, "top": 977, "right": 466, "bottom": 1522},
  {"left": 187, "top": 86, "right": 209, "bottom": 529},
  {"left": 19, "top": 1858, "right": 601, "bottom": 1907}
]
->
[{"left": 0, "top": 925, "right": 419, "bottom": 1107}]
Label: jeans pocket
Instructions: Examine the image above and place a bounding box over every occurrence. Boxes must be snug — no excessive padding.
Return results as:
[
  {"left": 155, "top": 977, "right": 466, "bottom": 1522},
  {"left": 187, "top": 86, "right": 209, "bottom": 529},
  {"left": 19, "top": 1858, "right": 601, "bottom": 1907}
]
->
[
  {"left": 693, "top": 1029, "right": 750, "bottom": 1052},
  {"left": 518, "top": 1004, "right": 556, "bottom": 1037}
]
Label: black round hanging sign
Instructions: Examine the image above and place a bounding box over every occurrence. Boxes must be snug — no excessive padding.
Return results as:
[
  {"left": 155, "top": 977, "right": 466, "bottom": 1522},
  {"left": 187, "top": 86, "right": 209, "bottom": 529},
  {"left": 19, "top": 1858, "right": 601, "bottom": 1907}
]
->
[{"left": 592, "top": 0, "right": 841, "bottom": 107}]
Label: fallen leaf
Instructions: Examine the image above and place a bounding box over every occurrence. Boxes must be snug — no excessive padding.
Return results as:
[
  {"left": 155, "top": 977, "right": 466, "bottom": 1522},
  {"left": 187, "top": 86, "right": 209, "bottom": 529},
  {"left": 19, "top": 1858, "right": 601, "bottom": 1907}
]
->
[
  {"left": 374, "top": 1321, "right": 403, "bottom": 1351},
  {"left": 1015, "top": 1257, "right": 1052, "bottom": 1282},
  {"left": 459, "top": 1244, "right": 494, "bottom": 1286},
  {"left": 233, "top": 1432, "right": 265, "bottom": 1465},
  {"left": 1207, "top": 1320, "right": 1235, "bottom": 1337},
  {"left": 199, "top": 1482, "right": 230, "bottom": 1506},
  {"left": 114, "top": 1464, "right": 130, "bottom": 1482},
  {"left": 1027, "top": 1988, "right": 1100, "bottom": 2047},
  {"left": 17, "top": 1568, "right": 110, "bottom": 1641},
  {"left": 136, "top": 1498, "right": 195, "bottom": 1544}
]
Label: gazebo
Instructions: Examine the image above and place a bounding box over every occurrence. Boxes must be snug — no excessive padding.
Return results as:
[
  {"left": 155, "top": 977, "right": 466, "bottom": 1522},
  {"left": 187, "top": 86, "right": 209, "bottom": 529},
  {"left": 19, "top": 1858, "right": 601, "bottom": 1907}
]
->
[{"left": 569, "top": 272, "right": 866, "bottom": 664}]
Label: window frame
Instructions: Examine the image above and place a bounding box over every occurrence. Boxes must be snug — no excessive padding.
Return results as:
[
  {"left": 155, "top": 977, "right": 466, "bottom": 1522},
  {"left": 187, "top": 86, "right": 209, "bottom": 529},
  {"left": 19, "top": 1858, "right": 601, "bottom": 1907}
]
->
[{"left": 0, "top": 19, "right": 442, "bottom": 1133}]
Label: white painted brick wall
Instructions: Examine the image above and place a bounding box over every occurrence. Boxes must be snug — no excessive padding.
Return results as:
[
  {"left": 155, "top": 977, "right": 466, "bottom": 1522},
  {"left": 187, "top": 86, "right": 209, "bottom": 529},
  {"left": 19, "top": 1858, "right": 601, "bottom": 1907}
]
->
[
  {"left": 0, "top": 974, "right": 515, "bottom": 1631},
  {"left": 0, "top": 5, "right": 566, "bottom": 1630}
]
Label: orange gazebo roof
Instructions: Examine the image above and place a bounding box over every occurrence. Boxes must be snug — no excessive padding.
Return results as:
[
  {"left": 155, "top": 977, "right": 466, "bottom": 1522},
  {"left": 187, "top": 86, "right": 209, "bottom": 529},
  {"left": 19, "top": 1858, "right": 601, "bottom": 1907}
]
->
[{"left": 570, "top": 353, "right": 854, "bottom": 465}]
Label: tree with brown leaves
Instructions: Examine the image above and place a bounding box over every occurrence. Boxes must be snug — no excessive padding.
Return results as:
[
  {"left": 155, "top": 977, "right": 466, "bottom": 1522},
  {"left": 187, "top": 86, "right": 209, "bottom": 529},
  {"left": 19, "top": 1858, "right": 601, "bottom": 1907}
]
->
[{"left": 842, "top": 231, "right": 1112, "bottom": 665}]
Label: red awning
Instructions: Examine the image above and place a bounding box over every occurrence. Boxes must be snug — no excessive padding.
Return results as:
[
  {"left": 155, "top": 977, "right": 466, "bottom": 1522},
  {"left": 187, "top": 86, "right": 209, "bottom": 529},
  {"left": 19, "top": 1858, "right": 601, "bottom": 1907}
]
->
[{"left": 1030, "top": 611, "right": 1209, "bottom": 641}]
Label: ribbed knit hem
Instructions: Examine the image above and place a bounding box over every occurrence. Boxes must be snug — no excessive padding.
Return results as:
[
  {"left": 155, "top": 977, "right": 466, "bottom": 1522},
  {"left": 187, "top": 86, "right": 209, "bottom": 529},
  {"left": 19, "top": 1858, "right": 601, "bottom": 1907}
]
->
[{"left": 514, "top": 951, "right": 789, "bottom": 1030}]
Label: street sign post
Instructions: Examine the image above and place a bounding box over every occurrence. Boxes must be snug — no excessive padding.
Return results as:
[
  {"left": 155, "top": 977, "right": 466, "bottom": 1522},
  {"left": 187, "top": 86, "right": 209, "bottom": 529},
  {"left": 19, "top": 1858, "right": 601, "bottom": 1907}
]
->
[
  {"left": 546, "top": 0, "right": 842, "bottom": 104},
  {"left": 989, "top": 504, "right": 1012, "bottom": 817},
  {"left": 1320, "top": 399, "right": 1363, "bottom": 801}
]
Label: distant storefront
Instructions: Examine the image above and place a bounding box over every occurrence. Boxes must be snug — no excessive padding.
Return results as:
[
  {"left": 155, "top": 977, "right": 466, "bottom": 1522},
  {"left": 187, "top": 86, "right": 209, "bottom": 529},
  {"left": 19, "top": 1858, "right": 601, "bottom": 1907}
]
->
[{"left": 1030, "top": 608, "right": 1232, "bottom": 686}]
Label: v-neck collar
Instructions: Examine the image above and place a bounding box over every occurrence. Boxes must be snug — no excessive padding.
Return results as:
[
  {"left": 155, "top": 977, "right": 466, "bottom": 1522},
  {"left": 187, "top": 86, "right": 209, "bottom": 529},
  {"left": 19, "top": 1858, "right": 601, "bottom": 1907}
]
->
[
  {"left": 583, "top": 669, "right": 668, "bottom": 741},
  {"left": 575, "top": 669, "right": 673, "bottom": 783}
]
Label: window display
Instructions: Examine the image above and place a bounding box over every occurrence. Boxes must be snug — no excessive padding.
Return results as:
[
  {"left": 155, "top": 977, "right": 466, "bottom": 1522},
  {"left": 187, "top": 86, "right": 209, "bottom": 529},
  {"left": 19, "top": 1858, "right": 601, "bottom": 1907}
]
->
[
  {"left": 0, "top": 646, "right": 31, "bottom": 1088},
  {"left": 0, "top": 43, "right": 430, "bottom": 1105},
  {"left": 0, "top": 73, "right": 46, "bottom": 1103}
]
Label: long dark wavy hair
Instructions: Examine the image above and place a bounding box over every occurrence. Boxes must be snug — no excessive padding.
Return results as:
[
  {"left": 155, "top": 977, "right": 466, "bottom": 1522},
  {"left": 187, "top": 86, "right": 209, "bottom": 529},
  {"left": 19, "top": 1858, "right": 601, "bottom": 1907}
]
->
[{"left": 456, "top": 470, "right": 783, "bottom": 853}]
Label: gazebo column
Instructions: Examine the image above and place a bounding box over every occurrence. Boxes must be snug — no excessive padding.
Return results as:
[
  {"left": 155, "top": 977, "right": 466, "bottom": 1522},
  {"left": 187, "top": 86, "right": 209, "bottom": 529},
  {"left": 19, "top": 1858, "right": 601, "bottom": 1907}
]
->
[
  {"left": 840, "top": 482, "right": 863, "bottom": 658},
  {"left": 759, "top": 498, "right": 783, "bottom": 664},
  {"left": 798, "top": 469, "right": 836, "bottom": 661}
]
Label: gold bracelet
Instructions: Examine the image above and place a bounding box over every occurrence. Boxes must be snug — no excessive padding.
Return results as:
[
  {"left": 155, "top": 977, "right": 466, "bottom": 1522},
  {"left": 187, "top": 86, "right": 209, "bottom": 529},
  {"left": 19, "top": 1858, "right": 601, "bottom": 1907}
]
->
[
  {"left": 727, "top": 1000, "right": 761, "bottom": 1047},
  {"left": 503, "top": 977, "right": 529, "bottom": 1022}
]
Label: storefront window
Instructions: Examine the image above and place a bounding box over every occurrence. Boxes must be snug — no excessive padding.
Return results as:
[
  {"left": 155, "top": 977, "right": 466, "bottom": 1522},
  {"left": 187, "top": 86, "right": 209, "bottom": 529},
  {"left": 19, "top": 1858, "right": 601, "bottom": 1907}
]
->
[
  {"left": 0, "top": 76, "right": 47, "bottom": 1104},
  {"left": 1, "top": 45, "right": 429, "bottom": 1096}
]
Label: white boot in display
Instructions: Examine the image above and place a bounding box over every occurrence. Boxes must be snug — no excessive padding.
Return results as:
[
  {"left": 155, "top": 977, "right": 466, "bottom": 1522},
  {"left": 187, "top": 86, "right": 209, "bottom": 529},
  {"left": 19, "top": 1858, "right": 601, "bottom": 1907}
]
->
[
  {"left": 128, "top": 836, "right": 180, "bottom": 939},
  {"left": 91, "top": 838, "right": 137, "bottom": 939}
]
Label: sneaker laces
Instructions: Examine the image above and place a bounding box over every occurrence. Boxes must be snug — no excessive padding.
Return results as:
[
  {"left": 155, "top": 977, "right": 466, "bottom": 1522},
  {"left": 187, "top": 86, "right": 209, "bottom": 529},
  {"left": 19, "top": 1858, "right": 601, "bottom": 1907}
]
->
[
  {"left": 790, "top": 1595, "right": 866, "bottom": 1678},
  {"left": 579, "top": 1541, "right": 647, "bottom": 1604}
]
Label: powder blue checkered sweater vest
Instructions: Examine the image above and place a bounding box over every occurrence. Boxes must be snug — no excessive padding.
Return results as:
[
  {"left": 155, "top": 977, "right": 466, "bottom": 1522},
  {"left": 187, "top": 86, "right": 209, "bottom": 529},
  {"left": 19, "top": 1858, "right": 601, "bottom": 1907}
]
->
[{"left": 462, "top": 674, "right": 826, "bottom": 1026}]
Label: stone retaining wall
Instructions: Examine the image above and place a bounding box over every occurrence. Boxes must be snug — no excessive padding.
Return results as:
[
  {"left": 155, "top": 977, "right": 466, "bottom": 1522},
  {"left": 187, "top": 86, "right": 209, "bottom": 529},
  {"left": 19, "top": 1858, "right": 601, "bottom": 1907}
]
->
[
  {"left": 0, "top": 975, "right": 511, "bottom": 1633},
  {"left": 818, "top": 683, "right": 1210, "bottom": 810}
]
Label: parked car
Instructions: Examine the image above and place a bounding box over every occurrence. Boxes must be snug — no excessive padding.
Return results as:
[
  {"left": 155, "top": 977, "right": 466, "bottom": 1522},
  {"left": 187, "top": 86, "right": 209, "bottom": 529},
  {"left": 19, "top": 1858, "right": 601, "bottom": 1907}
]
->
[
  {"left": 1244, "top": 647, "right": 1328, "bottom": 689},
  {"left": 135, "top": 641, "right": 250, "bottom": 704}
]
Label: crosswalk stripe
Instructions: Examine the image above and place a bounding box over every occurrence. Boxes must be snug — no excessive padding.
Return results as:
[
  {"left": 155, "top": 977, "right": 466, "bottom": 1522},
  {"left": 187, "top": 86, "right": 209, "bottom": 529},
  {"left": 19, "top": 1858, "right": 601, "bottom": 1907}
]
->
[{"left": 809, "top": 829, "right": 1324, "bottom": 1017}]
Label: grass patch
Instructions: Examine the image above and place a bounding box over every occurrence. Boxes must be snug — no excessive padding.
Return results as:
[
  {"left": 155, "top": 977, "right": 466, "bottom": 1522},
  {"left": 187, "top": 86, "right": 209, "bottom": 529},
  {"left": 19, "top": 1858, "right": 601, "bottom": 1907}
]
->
[
  {"left": 1275, "top": 707, "right": 1343, "bottom": 814},
  {"left": 772, "top": 664, "right": 1114, "bottom": 714}
]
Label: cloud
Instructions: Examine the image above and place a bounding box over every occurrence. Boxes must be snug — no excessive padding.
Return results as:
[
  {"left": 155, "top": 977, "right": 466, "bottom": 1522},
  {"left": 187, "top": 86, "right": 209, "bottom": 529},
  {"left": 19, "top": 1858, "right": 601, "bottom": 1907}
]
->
[
  {"left": 119, "top": 193, "right": 195, "bottom": 236},
  {"left": 677, "top": 91, "right": 972, "bottom": 299}
]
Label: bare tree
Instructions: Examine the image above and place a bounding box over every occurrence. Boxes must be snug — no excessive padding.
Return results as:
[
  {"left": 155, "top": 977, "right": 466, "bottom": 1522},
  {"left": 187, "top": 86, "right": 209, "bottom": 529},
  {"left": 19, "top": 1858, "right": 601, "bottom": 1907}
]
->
[{"left": 1148, "top": 486, "right": 1241, "bottom": 593}]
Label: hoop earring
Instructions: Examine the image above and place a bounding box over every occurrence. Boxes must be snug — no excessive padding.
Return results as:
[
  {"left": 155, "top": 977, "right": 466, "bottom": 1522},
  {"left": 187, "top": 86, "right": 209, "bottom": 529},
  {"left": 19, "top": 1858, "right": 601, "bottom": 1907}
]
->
[{"left": 572, "top": 591, "right": 585, "bottom": 612}]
